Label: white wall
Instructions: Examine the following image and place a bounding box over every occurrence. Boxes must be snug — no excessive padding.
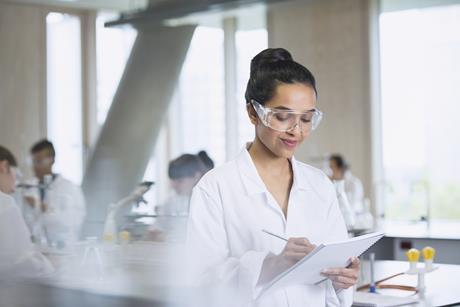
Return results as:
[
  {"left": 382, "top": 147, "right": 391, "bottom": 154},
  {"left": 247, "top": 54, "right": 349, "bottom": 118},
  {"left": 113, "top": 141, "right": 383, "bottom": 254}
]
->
[
  {"left": 267, "top": 0, "right": 376, "bottom": 200},
  {"left": 0, "top": 2, "right": 47, "bottom": 177}
]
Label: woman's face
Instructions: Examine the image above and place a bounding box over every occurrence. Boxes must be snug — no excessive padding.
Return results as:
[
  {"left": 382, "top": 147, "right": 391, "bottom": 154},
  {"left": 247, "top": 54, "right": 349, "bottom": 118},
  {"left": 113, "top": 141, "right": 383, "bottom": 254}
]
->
[
  {"left": 249, "top": 83, "right": 317, "bottom": 158},
  {"left": 0, "top": 161, "right": 16, "bottom": 194},
  {"left": 329, "top": 159, "right": 344, "bottom": 180},
  {"left": 170, "top": 172, "right": 201, "bottom": 196}
]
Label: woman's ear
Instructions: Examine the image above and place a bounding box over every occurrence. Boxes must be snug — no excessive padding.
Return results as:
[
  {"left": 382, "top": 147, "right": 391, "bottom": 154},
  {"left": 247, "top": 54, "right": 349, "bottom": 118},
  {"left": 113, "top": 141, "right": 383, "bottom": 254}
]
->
[
  {"left": 0, "top": 161, "right": 7, "bottom": 174},
  {"left": 246, "top": 103, "right": 258, "bottom": 125},
  {"left": 193, "top": 172, "right": 202, "bottom": 180}
]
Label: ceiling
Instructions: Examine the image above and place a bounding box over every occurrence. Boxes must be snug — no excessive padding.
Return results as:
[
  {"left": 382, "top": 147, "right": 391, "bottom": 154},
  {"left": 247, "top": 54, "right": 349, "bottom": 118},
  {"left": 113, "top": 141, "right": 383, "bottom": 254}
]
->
[
  {"left": 2, "top": 0, "right": 272, "bottom": 28},
  {"left": 1, "top": 0, "right": 150, "bottom": 11}
]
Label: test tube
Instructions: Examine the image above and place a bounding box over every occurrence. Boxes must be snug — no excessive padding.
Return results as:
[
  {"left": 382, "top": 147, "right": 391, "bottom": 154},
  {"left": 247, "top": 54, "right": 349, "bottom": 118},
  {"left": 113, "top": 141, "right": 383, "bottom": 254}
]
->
[{"left": 369, "top": 253, "right": 376, "bottom": 293}]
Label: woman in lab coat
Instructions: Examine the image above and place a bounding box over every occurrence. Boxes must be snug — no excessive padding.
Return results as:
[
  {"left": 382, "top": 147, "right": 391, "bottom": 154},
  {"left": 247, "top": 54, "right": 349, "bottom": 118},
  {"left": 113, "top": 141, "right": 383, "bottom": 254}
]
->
[
  {"left": 148, "top": 151, "right": 214, "bottom": 242},
  {"left": 0, "top": 146, "right": 53, "bottom": 280},
  {"left": 186, "top": 48, "right": 360, "bottom": 306}
]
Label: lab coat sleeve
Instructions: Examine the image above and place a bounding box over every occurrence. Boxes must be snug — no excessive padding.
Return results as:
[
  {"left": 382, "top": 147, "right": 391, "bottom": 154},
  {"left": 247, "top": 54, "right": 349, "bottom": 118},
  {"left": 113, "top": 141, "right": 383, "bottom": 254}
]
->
[
  {"left": 324, "top": 193, "right": 354, "bottom": 307},
  {"left": 186, "top": 185, "right": 269, "bottom": 300},
  {"left": 0, "top": 202, "right": 53, "bottom": 279}
]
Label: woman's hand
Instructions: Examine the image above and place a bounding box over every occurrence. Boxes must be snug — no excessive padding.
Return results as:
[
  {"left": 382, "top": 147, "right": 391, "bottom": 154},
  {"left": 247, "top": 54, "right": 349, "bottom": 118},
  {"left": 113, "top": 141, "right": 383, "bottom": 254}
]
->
[
  {"left": 276, "top": 238, "right": 317, "bottom": 269},
  {"left": 321, "top": 257, "right": 360, "bottom": 290},
  {"left": 258, "top": 237, "right": 316, "bottom": 285}
]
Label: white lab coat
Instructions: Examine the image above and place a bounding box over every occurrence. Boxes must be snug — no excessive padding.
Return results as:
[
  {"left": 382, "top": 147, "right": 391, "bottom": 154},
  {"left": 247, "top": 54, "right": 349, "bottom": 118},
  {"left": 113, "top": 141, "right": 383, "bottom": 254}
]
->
[
  {"left": 23, "top": 175, "right": 86, "bottom": 245},
  {"left": 333, "top": 180, "right": 356, "bottom": 230},
  {"left": 186, "top": 147, "right": 353, "bottom": 307},
  {"left": 0, "top": 191, "right": 53, "bottom": 280},
  {"left": 343, "top": 171, "right": 364, "bottom": 215},
  {"left": 150, "top": 194, "right": 190, "bottom": 242}
]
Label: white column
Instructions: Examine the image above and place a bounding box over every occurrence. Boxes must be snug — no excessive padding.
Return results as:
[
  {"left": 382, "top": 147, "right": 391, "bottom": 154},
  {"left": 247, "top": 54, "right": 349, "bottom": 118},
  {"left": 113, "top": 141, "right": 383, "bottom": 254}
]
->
[
  {"left": 224, "top": 17, "right": 239, "bottom": 161},
  {"left": 82, "top": 24, "right": 196, "bottom": 236}
]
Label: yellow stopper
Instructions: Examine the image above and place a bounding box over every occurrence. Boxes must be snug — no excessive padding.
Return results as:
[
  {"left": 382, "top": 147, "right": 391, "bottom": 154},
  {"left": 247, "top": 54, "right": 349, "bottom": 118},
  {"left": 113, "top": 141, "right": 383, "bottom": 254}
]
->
[
  {"left": 406, "top": 248, "right": 420, "bottom": 262},
  {"left": 119, "top": 231, "right": 130, "bottom": 242},
  {"left": 422, "top": 246, "right": 436, "bottom": 260},
  {"left": 103, "top": 233, "right": 114, "bottom": 242}
]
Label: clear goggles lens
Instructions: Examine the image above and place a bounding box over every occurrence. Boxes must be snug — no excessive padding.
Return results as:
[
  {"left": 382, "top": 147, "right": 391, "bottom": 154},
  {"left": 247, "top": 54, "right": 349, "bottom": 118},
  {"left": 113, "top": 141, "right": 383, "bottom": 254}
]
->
[
  {"left": 28, "top": 157, "right": 53, "bottom": 167},
  {"left": 251, "top": 100, "right": 323, "bottom": 132}
]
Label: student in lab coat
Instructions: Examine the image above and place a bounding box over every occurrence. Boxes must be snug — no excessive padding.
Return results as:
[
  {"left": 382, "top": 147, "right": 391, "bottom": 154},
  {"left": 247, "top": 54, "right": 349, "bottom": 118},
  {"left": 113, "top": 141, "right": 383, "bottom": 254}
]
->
[
  {"left": 148, "top": 151, "right": 214, "bottom": 241},
  {"left": 157, "top": 151, "right": 214, "bottom": 216},
  {"left": 329, "top": 154, "right": 365, "bottom": 215},
  {"left": 22, "top": 139, "right": 86, "bottom": 246},
  {"left": 0, "top": 145, "right": 53, "bottom": 279},
  {"left": 186, "top": 48, "right": 360, "bottom": 306}
]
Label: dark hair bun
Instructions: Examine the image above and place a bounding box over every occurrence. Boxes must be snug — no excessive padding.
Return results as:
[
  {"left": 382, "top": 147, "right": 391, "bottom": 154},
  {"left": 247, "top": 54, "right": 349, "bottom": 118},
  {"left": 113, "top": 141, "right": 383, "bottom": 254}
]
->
[
  {"left": 197, "top": 151, "right": 214, "bottom": 171},
  {"left": 197, "top": 150, "right": 208, "bottom": 160},
  {"left": 250, "top": 48, "right": 293, "bottom": 76},
  {"left": 245, "top": 47, "right": 317, "bottom": 105}
]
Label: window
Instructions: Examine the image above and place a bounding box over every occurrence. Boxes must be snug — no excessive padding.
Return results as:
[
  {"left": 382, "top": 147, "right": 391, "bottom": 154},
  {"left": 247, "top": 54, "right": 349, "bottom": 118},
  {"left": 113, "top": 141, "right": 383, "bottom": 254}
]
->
[
  {"left": 147, "top": 15, "right": 267, "bottom": 205},
  {"left": 236, "top": 28, "right": 268, "bottom": 146},
  {"left": 96, "top": 12, "right": 137, "bottom": 126},
  {"left": 46, "top": 12, "right": 83, "bottom": 184},
  {"left": 173, "top": 26, "right": 226, "bottom": 165},
  {"left": 380, "top": 4, "right": 460, "bottom": 221},
  {"left": 141, "top": 123, "right": 168, "bottom": 213}
]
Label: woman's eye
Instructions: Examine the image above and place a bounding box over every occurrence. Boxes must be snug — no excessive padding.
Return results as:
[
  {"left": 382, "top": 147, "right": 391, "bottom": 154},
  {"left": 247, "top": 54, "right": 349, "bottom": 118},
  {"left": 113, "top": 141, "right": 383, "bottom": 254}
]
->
[
  {"left": 274, "top": 113, "right": 290, "bottom": 121},
  {"left": 301, "top": 113, "right": 313, "bottom": 123}
]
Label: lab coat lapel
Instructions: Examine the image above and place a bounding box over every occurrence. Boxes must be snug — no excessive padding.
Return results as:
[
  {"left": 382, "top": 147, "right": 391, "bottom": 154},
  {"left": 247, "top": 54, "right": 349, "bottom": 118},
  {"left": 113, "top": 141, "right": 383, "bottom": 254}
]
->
[
  {"left": 236, "top": 148, "right": 266, "bottom": 196},
  {"left": 236, "top": 148, "right": 288, "bottom": 221},
  {"left": 285, "top": 157, "right": 318, "bottom": 239}
]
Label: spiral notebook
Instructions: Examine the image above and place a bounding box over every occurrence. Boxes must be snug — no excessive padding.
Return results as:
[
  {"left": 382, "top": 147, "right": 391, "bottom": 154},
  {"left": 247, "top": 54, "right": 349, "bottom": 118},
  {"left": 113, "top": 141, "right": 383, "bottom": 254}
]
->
[{"left": 256, "top": 232, "right": 385, "bottom": 299}]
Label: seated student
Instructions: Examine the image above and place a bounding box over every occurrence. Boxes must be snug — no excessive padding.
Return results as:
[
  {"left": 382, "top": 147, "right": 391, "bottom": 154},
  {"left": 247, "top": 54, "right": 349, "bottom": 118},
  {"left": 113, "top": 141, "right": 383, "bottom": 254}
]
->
[
  {"left": 0, "top": 146, "right": 53, "bottom": 280},
  {"left": 329, "top": 154, "right": 364, "bottom": 213},
  {"left": 329, "top": 154, "right": 373, "bottom": 230},
  {"left": 22, "top": 139, "right": 86, "bottom": 246},
  {"left": 147, "top": 151, "right": 214, "bottom": 242}
]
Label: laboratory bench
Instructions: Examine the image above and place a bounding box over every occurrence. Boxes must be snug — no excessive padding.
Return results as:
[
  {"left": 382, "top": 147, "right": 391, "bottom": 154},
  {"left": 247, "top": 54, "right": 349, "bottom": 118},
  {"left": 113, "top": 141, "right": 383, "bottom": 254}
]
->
[
  {"left": 356, "top": 260, "right": 460, "bottom": 307},
  {"left": 3, "top": 259, "right": 459, "bottom": 307},
  {"left": 2, "top": 236, "right": 460, "bottom": 307}
]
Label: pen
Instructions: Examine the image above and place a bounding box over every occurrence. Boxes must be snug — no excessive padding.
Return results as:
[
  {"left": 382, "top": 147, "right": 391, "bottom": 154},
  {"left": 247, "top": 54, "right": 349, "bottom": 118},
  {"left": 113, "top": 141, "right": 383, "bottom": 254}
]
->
[{"left": 261, "top": 229, "right": 288, "bottom": 242}]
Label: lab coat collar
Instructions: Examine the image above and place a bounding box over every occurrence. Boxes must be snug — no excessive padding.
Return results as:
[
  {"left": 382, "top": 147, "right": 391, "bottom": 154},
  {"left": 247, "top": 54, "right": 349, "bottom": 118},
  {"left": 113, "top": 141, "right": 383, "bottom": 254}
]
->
[
  {"left": 344, "top": 170, "right": 354, "bottom": 181},
  {"left": 236, "top": 144, "right": 311, "bottom": 196}
]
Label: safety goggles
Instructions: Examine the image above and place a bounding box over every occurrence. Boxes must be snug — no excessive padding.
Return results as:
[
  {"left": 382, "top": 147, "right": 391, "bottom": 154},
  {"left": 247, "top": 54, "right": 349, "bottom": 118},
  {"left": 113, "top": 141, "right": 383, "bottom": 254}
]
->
[
  {"left": 250, "top": 99, "right": 323, "bottom": 133},
  {"left": 28, "top": 157, "right": 53, "bottom": 167}
]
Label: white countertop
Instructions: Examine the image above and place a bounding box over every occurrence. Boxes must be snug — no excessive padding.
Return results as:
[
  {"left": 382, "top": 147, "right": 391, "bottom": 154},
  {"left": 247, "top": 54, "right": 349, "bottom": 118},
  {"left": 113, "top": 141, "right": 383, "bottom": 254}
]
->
[{"left": 357, "top": 260, "right": 460, "bottom": 307}]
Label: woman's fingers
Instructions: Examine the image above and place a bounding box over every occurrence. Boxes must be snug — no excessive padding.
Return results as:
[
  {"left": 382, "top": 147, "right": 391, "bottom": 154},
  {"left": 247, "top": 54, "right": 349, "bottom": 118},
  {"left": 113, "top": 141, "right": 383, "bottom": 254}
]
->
[
  {"left": 325, "top": 274, "right": 356, "bottom": 285},
  {"left": 288, "top": 243, "right": 316, "bottom": 254},
  {"left": 322, "top": 268, "right": 358, "bottom": 279},
  {"left": 287, "top": 238, "right": 316, "bottom": 253},
  {"left": 350, "top": 257, "right": 360, "bottom": 268},
  {"left": 278, "top": 237, "right": 317, "bottom": 265},
  {"left": 289, "top": 237, "right": 311, "bottom": 246},
  {"left": 322, "top": 257, "right": 360, "bottom": 289},
  {"left": 323, "top": 273, "right": 356, "bottom": 289}
]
